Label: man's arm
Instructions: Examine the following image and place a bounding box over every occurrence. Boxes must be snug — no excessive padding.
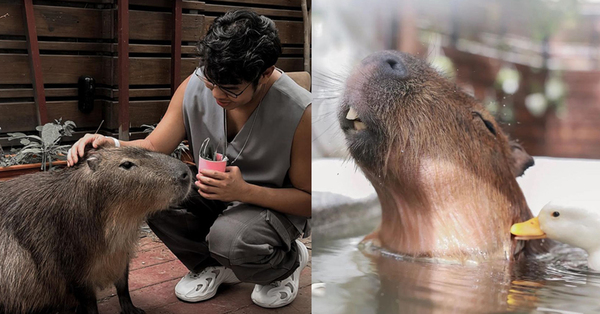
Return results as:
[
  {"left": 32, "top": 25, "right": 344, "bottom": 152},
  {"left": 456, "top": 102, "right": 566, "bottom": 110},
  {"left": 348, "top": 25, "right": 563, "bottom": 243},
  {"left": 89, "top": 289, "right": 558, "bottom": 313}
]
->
[{"left": 67, "top": 76, "right": 191, "bottom": 166}]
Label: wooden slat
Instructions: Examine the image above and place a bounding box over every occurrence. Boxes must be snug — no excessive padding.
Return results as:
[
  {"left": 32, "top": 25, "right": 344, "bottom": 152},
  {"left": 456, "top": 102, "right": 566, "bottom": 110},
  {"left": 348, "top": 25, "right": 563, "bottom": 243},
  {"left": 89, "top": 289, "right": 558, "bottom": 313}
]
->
[
  {"left": 117, "top": 0, "right": 130, "bottom": 140},
  {"left": 1, "top": 56, "right": 304, "bottom": 87},
  {"left": 203, "top": 4, "right": 303, "bottom": 18},
  {"left": 205, "top": 0, "right": 302, "bottom": 8},
  {"left": 128, "top": 10, "right": 204, "bottom": 42},
  {"left": 111, "top": 87, "right": 172, "bottom": 98},
  {"left": 0, "top": 40, "right": 296, "bottom": 56},
  {"left": 171, "top": 0, "right": 183, "bottom": 95},
  {"left": 123, "top": 57, "right": 197, "bottom": 85},
  {"left": 0, "top": 88, "right": 78, "bottom": 98},
  {"left": 0, "top": 40, "right": 198, "bottom": 54},
  {"left": 0, "top": 101, "right": 37, "bottom": 132},
  {"left": 55, "top": 0, "right": 114, "bottom": 3},
  {"left": 104, "top": 100, "right": 169, "bottom": 129},
  {"left": 1, "top": 5, "right": 113, "bottom": 39},
  {"left": 281, "top": 47, "right": 304, "bottom": 55},
  {"left": 0, "top": 54, "right": 303, "bottom": 85},
  {"left": 204, "top": 17, "right": 303, "bottom": 44},
  {"left": 23, "top": 0, "right": 48, "bottom": 125},
  {"left": 0, "top": 100, "right": 104, "bottom": 132},
  {"left": 129, "top": 0, "right": 205, "bottom": 10},
  {"left": 0, "top": 54, "right": 110, "bottom": 85},
  {"left": 275, "top": 57, "right": 304, "bottom": 72}
]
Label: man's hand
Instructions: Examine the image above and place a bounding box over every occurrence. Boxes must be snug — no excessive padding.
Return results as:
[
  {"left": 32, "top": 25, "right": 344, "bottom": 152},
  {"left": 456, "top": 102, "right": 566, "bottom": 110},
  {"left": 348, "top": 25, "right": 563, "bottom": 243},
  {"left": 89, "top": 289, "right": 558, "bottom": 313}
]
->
[
  {"left": 196, "top": 166, "right": 250, "bottom": 202},
  {"left": 67, "top": 134, "right": 116, "bottom": 167}
]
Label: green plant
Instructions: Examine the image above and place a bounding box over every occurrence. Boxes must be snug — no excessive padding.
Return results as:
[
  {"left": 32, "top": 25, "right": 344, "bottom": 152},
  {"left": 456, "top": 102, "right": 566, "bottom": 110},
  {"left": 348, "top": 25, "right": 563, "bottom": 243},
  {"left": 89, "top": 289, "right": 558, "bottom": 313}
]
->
[
  {"left": 199, "top": 138, "right": 220, "bottom": 161},
  {"left": 7, "top": 119, "right": 76, "bottom": 171},
  {"left": 141, "top": 124, "right": 190, "bottom": 160},
  {"left": 0, "top": 127, "right": 17, "bottom": 168}
]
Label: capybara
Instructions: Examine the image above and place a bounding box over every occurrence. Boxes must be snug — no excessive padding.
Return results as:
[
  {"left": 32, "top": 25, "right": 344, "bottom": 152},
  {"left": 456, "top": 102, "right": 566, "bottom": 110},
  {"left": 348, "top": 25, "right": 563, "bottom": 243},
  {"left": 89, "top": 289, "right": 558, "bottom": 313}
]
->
[
  {"left": 339, "top": 51, "right": 548, "bottom": 262},
  {"left": 0, "top": 147, "right": 192, "bottom": 314}
]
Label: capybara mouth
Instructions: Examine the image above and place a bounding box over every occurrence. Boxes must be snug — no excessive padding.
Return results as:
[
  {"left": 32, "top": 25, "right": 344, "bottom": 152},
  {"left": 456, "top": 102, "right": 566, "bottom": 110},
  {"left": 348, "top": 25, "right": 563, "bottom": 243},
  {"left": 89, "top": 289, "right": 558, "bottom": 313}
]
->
[
  {"left": 339, "top": 51, "right": 546, "bottom": 261},
  {"left": 340, "top": 107, "right": 367, "bottom": 132}
]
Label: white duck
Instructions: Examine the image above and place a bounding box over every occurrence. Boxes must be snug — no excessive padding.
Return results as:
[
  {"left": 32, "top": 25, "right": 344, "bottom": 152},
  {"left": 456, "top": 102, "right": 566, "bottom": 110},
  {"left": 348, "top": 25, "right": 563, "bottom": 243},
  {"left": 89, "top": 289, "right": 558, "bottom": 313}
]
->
[{"left": 511, "top": 199, "right": 600, "bottom": 270}]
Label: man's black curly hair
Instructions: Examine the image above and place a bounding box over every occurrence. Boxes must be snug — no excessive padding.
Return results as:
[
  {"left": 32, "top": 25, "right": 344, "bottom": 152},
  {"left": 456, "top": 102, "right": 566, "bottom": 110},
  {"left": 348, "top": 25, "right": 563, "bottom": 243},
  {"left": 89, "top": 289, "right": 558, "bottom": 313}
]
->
[{"left": 198, "top": 10, "right": 282, "bottom": 86}]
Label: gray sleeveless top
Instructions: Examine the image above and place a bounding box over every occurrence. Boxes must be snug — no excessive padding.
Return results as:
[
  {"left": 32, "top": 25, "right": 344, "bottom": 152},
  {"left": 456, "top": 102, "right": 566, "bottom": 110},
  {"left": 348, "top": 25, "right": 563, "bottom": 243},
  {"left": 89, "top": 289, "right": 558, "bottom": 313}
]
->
[{"left": 182, "top": 69, "right": 312, "bottom": 234}]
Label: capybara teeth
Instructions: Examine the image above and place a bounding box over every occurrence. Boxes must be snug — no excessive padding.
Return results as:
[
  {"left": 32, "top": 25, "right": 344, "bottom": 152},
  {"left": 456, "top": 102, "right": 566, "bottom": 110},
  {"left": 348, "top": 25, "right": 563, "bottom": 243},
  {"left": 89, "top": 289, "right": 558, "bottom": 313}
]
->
[
  {"left": 346, "top": 107, "right": 359, "bottom": 120},
  {"left": 354, "top": 121, "right": 367, "bottom": 130}
]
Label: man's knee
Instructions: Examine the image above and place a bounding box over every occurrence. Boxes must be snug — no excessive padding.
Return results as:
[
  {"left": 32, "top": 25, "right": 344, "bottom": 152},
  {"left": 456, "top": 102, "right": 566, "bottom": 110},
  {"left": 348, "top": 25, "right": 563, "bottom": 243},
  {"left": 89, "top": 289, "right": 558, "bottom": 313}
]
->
[{"left": 207, "top": 215, "right": 281, "bottom": 267}]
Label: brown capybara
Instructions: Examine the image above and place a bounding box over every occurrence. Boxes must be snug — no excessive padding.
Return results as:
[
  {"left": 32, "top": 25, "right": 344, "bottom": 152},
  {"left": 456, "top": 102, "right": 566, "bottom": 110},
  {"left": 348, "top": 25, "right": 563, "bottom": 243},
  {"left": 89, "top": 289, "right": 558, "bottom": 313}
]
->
[
  {"left": 339, "top": 51, "right": 548, "bottom": 262},
  {"left": 0, "top": 147, "right": 192, "bottom": 314}
]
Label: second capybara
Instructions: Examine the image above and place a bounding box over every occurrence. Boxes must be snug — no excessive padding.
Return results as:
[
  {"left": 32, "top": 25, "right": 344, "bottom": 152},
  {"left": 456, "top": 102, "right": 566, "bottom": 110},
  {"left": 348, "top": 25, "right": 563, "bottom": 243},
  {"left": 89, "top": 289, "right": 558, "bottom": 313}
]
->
[
  {"left": 0, "top": 147, "right": 192, "bottom": 314},
  {"left": 339, "top": 51, "right": 549, "bottom": 262}
]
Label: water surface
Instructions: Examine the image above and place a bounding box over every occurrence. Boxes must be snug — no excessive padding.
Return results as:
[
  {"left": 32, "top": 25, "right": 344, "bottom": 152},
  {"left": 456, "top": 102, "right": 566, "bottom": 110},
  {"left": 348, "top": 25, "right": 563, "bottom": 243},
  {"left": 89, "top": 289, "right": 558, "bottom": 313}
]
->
[{"left": 313, "top": 235, "right": 600, "bottom": 314}]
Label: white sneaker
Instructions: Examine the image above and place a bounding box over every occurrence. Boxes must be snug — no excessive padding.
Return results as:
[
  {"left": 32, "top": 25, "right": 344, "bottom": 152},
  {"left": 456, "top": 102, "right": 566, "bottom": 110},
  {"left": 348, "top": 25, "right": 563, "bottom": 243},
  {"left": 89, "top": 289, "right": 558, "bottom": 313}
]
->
[
  {"left": 251, "top": 239, "right": 309, "bottom": 308},
  {"left": 175, "top": 266, "right": 240, "bottom": 302}
]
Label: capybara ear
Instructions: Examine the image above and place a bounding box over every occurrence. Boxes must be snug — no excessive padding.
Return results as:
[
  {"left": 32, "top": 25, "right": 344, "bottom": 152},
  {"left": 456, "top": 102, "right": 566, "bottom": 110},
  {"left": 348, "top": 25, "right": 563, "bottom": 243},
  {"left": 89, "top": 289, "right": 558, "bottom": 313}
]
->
[
  {"left": 86, "top": 153, "right": 102, "bottom": 171},
  {"left": 510, "top": 141, "right": 534, "bottom": 177}
]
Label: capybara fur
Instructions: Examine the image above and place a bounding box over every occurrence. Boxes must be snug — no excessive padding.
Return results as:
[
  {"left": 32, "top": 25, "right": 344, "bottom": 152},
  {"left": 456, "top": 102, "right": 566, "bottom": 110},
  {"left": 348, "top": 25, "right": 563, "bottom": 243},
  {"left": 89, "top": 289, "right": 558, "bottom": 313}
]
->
[
  {"left": 339, "top": 51, "right": 549, "bottom": 262},
  {"left": 0, "top": 147, "right": 192, "bottom": 314}
]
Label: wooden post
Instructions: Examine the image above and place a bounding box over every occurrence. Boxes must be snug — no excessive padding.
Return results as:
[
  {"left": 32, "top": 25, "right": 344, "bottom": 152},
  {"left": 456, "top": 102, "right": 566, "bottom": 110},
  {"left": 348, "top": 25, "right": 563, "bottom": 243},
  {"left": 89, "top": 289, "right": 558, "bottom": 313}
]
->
[
  {"left": 117, "top": 0, "right": 130, "bottom": 140},
  {"left": 171, "top": 0, "right": 182, "bottom": 95},
  {"left": 301, "top": 0, "right": 310, "bottom": 72},
  {"left": 23, "top": 0, "right": 48, "bottom": 125}
]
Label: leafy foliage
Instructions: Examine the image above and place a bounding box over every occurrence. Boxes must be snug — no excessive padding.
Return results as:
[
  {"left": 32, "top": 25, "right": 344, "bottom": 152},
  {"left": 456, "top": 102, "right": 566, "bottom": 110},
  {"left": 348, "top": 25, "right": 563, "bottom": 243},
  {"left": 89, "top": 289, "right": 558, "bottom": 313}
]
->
[
  {"left": 0, "top": 127, "right": 15, "bottom": 167},
  {"left": 141, "top": 124, "right": 190, "bottom": 160},
  {"left": 199, "top": 138, "right": 219, "bottom": 161},
  {"left": 6, "top": 119, "right": 76, "bottom": 171}
]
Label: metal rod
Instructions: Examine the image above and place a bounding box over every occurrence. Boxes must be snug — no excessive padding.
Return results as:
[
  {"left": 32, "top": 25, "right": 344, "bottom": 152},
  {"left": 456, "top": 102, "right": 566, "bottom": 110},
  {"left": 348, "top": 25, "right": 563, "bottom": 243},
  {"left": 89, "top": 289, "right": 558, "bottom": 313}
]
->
[
  {"left": 117, "top": 0, "right": 130, "bottom": 140},
  {"left": 301, "top": 0, "right": 310, "bottom": 73},
  {"left": 171, "top": 0, "right": 183, "bottom": 96},
  {"left": 23, "top": 0, "right": 48, "bottom": 125}
]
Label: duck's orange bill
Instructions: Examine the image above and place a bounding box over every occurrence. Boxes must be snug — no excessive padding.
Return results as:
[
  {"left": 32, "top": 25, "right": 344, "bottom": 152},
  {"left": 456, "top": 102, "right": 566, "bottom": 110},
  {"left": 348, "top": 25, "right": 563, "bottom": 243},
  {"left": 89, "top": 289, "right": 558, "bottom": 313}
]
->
[{"left": 510, "top": 217, "right": 547, "bottom": 240}]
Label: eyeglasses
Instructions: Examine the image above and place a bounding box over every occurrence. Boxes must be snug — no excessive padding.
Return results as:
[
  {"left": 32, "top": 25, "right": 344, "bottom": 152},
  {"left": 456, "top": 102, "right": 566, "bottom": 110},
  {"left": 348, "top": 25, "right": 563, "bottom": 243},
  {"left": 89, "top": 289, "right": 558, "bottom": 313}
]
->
[{"left": 195, "top": 68, "right": 253, "bottom": 99}]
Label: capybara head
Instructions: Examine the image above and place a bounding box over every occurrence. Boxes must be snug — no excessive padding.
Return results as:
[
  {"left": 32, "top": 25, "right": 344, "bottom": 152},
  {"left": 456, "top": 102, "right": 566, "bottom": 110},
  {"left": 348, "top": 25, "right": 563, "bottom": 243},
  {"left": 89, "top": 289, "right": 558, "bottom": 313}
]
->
[
  {"left": 76, "top": 147, "right": 193, "bottom": 214},
  {"left": 339, "top": 51, "right": 543, "bottom": 261}
]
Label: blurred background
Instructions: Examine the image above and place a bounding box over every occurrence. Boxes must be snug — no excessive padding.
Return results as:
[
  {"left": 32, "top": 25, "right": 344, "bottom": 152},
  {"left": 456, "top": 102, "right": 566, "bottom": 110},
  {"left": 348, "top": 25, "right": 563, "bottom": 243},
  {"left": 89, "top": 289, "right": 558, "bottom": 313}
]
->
[{"left": 313, "top": 0, "right": 600, "bottom": 160}]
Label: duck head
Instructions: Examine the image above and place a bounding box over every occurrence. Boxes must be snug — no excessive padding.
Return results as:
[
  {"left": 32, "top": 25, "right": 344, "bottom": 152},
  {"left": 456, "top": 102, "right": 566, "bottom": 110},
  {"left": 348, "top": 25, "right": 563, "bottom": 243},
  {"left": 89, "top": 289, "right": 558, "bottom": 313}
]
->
[{"left": 511, "top": 200, "right": 600, "bottom": 270}]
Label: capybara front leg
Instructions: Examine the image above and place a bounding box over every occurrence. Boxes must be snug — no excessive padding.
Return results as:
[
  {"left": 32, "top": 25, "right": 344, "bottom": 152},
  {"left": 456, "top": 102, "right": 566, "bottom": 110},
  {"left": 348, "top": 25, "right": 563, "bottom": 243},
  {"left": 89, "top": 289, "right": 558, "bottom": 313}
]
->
[
  {"left": 73, "top": 285, "right": 99, "bottom": 314},
  {"left": 115, "top": 264, "right": 145, "bottom": 314}
]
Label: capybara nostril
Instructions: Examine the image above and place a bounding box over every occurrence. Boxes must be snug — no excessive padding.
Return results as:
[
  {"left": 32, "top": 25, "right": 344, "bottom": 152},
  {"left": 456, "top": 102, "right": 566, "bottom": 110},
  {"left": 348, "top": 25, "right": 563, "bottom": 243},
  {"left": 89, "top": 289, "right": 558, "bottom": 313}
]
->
[
  {"left": 381, "top": 55, "right": 408, "bottom": 79},
  {"left": 179, "top": 169, "right": 190, "bottom": 182},
  {"left": 361, "top": 52, "right": 409, "bottom": 79}
]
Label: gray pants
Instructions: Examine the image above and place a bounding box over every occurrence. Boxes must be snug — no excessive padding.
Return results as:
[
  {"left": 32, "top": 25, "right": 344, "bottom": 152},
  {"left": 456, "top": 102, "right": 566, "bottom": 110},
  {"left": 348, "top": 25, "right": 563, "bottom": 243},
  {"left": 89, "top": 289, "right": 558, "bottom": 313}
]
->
[{"left": 147, "top": 183, "right": 301, "bottom": 285}]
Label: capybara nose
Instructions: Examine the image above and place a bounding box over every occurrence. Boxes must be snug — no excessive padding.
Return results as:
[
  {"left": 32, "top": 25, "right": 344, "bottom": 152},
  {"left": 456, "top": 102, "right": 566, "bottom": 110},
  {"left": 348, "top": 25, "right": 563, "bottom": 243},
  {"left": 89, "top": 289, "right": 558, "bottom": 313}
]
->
[
  {"left": 380, "top": 54, "right": 408, "bottom": 79},
  {"left": 178, "top": 168, "right": 192, "bottom": 185},
  {"left": 362, "top": 51, "right": 409, "bottom": 80}
]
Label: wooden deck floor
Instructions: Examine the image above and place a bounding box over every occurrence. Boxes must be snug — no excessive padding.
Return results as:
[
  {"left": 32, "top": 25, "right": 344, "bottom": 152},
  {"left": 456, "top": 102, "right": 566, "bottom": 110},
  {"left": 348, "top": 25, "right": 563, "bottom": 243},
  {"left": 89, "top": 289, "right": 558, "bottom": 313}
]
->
[{"left": 94, "top": 233, "right": 312, "bottom": 314}]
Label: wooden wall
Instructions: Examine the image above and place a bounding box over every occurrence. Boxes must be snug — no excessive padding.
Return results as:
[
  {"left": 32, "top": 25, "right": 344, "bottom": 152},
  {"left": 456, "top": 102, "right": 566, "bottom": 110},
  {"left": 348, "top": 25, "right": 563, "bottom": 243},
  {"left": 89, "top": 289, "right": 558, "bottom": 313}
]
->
[
  {"left": 445, "top": 47, "right": 600, "bottom": 159},
  {"left": 0, "top": 0, "right": 308, "bottom": 145}
]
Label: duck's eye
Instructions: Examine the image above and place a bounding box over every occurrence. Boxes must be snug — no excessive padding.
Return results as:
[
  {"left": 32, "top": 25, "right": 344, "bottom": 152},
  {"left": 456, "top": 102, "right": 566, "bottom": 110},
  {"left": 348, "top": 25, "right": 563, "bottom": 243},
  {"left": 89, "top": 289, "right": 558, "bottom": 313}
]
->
[
  {"left": 119, "top": 161, "right": 136, "bottom": 170},
  {"left": 552, "top": 211, "right": 560, "bottom": 218}
]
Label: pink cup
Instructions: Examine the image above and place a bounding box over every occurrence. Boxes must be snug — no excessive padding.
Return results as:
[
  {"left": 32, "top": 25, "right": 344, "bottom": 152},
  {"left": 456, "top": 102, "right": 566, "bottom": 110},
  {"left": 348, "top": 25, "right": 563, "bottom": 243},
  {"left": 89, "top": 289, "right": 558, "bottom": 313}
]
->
[{"left": 198, "top": 153, "right": 227, "bottom": 173}]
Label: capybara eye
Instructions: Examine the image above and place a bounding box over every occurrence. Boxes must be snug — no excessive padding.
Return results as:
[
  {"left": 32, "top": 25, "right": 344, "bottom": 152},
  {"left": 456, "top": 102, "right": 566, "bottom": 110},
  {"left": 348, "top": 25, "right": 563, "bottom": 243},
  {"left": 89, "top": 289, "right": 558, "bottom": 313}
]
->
[
  {"left": 552, "top": 211, "right": 560, "bottom": 218},
  {"left": 472, "top": 111, "right": 497, "bottom": 136},
  {"left": 119, "top": 161, "right": 136, "bottom": 170}
]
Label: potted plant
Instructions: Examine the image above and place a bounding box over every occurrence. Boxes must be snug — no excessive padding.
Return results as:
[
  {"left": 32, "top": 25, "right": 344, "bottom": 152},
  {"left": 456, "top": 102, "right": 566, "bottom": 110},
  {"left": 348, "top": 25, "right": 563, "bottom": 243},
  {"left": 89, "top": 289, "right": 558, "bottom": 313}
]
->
[
  {"left": 142, "top": 124, "right": 191, "bottom": 162},
  {"left": 0, "top": 119, "right": 76, "bottom": 181},
  {"left": 197, "top": 138, "right": 227, "bottom": 173}
]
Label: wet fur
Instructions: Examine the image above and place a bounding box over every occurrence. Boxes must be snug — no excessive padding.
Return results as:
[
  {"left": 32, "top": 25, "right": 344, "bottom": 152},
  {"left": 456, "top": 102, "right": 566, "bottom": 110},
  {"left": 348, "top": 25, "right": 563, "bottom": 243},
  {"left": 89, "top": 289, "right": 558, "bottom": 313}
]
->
[
  {"left": 340, "top": 51, "right": 549, "bottom": 261},
  {"left": 0, "top": 147, "right": 192, "bottom": 314}
]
